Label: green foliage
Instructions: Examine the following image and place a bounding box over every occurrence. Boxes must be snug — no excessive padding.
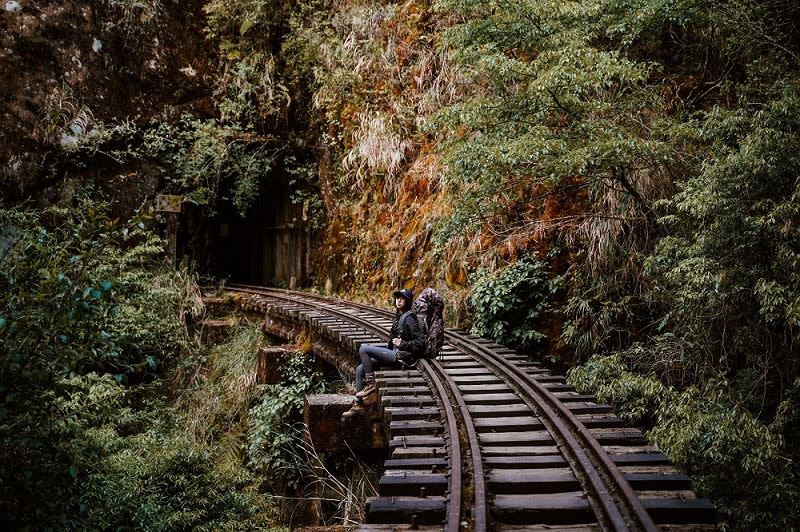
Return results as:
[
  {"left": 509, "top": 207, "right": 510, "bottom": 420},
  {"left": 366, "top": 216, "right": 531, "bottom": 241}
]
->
[
  {"left": 0, "top": 202, "right": 278, "bottom": 528},
  {"left": 469, "top": 256, "right": 556, "bottom": 352},
  {"left": 286, "top": 155, "right": 325, "bottom": 229},
  {"left": 247, "top": 353, "right": 325, "bottom": 489},
  {"left": 0, "top": 200, "right": 188, "bottom": 380},
  {"left": 216, "top": 52, "right": 290, "bottom": 127},
  {"left": 652, "top": 385, "right": 798, "bottom": 530},
  {"left": 646, "top": 88, "right": 800, "bottom": 384},
  {"left": 204, "top": 0, "right": 292, "bottom": 131},
  {"left": 568, "top": 354, "right": 800, "bottom": 529},
  {"left": 204, "top": 0, "right": 287, "bottom": 41},
  {"left": 142, "top": 115, "right": 275, "bottom": 216},
  {"left": 566, "top": 353, "right": 664, "bottom": 425},
  {"left": 431, "top": 0, "right": 665, "bottom": 243},
  {"left": 10, "top": 373, "right": 275, "bottom": 529},
  {"left": 431, "top": 0, "right": 800, "bottom": 376},
  {"left": 180, "top": 323, "right": 264, "bottom": 446}
]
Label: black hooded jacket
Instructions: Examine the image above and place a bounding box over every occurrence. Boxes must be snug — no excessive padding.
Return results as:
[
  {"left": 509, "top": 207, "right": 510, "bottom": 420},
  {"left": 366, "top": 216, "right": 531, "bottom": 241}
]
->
[{"left": 388, "top": 309, "right": 426, "bottom": 355}]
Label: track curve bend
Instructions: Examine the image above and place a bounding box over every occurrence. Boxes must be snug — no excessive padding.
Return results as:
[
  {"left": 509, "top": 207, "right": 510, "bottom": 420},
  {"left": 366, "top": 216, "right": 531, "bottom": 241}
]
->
[{"left": 226, "top": 285, "right": 716, "bottom": 531}]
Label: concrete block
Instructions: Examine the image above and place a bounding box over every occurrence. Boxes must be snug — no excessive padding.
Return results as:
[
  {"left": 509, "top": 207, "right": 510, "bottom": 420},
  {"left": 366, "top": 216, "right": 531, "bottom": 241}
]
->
[
  {"left": 200, "top": 317, "right": 237, "bottom": 344},
  {"left": 304, "top": 393, "right": 388, "bottom": 452},
  {"left": 257, "top": 345, "right": 296, "bottom": 384}
]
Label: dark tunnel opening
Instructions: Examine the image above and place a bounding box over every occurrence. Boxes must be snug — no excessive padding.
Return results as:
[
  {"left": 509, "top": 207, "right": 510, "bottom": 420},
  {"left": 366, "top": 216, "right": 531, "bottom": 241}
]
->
[{"left": 178, "top": 170, "right": 311, "bottom": 287}]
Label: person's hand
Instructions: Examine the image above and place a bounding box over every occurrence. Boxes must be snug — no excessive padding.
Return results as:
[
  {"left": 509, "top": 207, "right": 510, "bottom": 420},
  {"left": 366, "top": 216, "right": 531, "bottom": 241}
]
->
[{"left": 392, "top": 338, "right": 402, "bottom": 347}]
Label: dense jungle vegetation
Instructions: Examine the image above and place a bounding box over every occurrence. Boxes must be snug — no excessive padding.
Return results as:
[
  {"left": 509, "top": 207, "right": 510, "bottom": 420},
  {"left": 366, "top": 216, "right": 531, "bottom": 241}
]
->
[{"left": 1, "top": 0, "right": 799, "bottom": 529}]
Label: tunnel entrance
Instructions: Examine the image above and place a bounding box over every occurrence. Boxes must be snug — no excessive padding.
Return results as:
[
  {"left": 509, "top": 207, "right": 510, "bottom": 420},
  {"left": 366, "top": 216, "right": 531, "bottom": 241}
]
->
[{"left": 181, "top": 171, "right": 311, "bottom": 286}]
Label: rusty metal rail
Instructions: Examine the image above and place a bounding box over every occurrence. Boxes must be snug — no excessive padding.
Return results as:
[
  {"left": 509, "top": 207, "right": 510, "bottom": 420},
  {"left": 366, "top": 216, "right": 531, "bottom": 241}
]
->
[{"left": 227, "top": 285, "right": 717, "bottom": 531}]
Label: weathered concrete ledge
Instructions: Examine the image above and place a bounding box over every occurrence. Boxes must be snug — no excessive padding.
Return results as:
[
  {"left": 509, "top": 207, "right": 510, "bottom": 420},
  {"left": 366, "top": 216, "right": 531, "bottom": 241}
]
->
[
  {"left": 257, "top": 345, "right": 307, "bottom": 384},
  {"left": 304, "top": 393, "right": 389, "bottom": 452},
  {"left": 230, "top": 292, "right": 389, "bottom": 451}
]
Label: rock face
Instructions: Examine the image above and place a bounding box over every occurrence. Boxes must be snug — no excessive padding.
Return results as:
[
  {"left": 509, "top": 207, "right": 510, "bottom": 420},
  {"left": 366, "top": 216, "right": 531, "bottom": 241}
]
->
[{"left": 0, "top": 0, "right": 217, "bottom": 202}]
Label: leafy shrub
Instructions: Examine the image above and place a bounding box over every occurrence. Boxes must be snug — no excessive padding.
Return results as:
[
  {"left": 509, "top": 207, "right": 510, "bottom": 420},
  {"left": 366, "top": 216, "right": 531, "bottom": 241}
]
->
[
  {"left": 566, "top": 354, "right": 665, "bottom": 426},
  {"left": 0, "top": 201, "right": 190, "bottom": 381},
  {"left": 141, "top": 115, "right": 275, "bottom": 216},
  {"left": 247, "top": 353, "right": 325, "bottom": 489},
  {"left": 0, "top": 201, "right": 278, "bottom": 529},
  {"left": 180, "top": 323, "right": 263, "bottom": 448},
  {"left": 652, "top": 385, "right": 798, "bottom": 530},
  {"left": 469, "top": 256, "right": 556, "bottom": 352},
  {"left": 568, "top": 355, "right": 800, "bottom": 529},
  {"left": 645, "top": 88, "right": 800, "bottom": 387}
]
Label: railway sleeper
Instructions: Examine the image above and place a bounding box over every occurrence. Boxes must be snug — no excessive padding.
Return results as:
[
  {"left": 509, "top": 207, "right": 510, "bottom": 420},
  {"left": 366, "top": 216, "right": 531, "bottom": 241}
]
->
[
  {"left": 383, "top": 396, "right": 436, "bottom": 407},
  {"left": 567, "top": 403, "right": 613, "bottom": 415},
  {"left": 447, "top": 368, "right": 502, "bottom": 376},
  {"left": 444, "top": 361, "right": 490, "bottom": 368},
  {"left": 391, "top": 446, "right": 447, "bottom": 459},
  {"left": 458, "top": 383, "right": 516, "bottom": 393},
  {"left": 389, "top": 420, "right": 443, "bottom": 436},
  {"left": 390, "top": 435, "right": 446, "bottom": 448},
  {"left": 382, "top": 387, "right": 435, "bottom": 397},
  {"left": 641, "top": 495, "right": 717, "bottom": 525},
  {"left": 332, "top": 327, "right": 368, "bottom": 342},
  {"left": 491, "top": 492, "right": 595, "bottom": 525},
  {"left": 378, "top": 377, "right": 427, "bottom": 388},
  {"left": 464, "top": 392, "right": 526, "bottom": 405},
  {"left": 533, "top": 375, "right": 567, "bottom": 384},
  {"left": 575, "top": 414, "right": 626, "bottom": 429},
  {"left": 365, "top": 496, "right": 447, "bottom": 525},
  {"left": 589, "top": 427, "right": 648, "bottom": 446},
  {"left": 472, "top": 413, "right": 624, "bottom": 432},
  {"left": 383, "top": 457, "right": 449, "bottom": 471},
  {"left": 384, "top": 406, "right": 440, "bottom": 421},
  {"left": 378, "top": 472, "right": 449, "bottom": 496},
  {"left": 611, "top": 452, "right": 671, "bottom": 466},
  {"left": 474, "top": 415, "right": 543, "bottom": 432},
  {"left": 484, "top": 455, "right": 566, "bottom": 469},
  {"left": 451, "top": 374, "right": 505, "bottom": 385},
  {"left": 541, "top": 384, "right": 576, "bottom": 394},
  {"left": 481, "top": 445, "right": 561, "bottom": 457},
  {"left": 379, "top": 370, "right": 431, "bottom": 379},
  {"left": 338, "top": 331, "right": 375, "bottom": 343},
  {"left": 468, "top": 404, "right": 535, "bottom": 418},
  {"left": 479, "top": 431, "right": 555, "bottom": 447},
  {"left": 487, "top": 468, "right": 581, "bottom": 494},
  {"left": 624, "top": 472, "right": 693, "bottom": 491},
  {"left": 553, "top": 393, "right": 599, "bottom": 403}
]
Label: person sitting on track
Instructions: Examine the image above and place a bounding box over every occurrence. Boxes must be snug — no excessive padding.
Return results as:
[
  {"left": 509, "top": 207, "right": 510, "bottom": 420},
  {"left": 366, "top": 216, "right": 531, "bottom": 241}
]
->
[{"left": 342, "top": 288, "right": 425, "bottom": 418}]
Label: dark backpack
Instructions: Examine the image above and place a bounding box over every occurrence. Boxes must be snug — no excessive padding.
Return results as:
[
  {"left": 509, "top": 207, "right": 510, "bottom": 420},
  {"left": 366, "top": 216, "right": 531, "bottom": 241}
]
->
[{"left": 410, "top": 288, "right": 445, "bottom": 360}]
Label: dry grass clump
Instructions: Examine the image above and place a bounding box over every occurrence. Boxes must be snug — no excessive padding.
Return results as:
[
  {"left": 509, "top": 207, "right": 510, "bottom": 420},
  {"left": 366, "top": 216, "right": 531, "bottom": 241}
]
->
[
  {"left": 178, "top": 322, "right": 263, "bottom": 445},
  {"left": 307, "top": 0, "right": 470, "bottom": 300}
]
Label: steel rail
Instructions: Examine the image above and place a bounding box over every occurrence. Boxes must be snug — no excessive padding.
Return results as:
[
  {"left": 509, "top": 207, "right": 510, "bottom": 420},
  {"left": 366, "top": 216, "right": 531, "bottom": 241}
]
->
[
  {"left": 429, "top": 359, "right": 487, "bottom": 531},
  {"left": 320, "top": 295, "right": 639, "bottom": 529},
  {"left": 445, "top": 330, "right": 658, "bottom": 532},
  {"left": 228, "top": 285, "right": 656, "bottom": 530},
  {"left": 343, "top": 296, "right": 658, "bottom": 530},
  {"left": 227, "top": 286, "right": 475, "bottom": 531},
  {"left": 423, "top": 361, "right": 465, "bottom": 532}
]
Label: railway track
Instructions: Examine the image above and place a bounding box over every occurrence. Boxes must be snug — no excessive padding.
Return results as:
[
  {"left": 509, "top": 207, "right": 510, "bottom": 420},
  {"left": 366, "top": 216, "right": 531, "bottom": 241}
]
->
[{"left": 226, "top": 285, "right": 716, "bottom": 531}]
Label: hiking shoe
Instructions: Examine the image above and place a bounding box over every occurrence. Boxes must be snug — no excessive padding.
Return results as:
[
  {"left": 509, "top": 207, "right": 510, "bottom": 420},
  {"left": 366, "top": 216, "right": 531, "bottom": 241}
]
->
[
  {"left": 341, "top": 400, "right": 365, "bottom": 419},
  {"left": 355, "top": 381, "right": 377, "bottom": 400}
]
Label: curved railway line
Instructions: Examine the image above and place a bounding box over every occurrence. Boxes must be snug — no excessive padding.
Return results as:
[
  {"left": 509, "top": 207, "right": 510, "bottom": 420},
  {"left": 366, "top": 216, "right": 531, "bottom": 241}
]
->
[{"left": 226, "top": 285, "right": 716, "bottom": 531}]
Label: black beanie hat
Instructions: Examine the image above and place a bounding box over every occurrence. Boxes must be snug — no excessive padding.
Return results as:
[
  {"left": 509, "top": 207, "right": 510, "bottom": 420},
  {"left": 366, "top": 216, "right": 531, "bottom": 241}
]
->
[{"left": 392, "top": 288, "right": 413, "bottom": 301}]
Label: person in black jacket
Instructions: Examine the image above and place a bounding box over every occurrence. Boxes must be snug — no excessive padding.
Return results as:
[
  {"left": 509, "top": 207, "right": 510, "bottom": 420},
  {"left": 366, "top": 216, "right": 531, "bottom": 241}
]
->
[{"left": 342, "top": 288, "right": 425, "bottom": 418}]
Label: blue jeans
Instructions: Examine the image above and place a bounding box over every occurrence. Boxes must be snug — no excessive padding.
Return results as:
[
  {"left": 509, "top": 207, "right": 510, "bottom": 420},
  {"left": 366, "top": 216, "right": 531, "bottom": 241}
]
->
[{"left": 355, "top": 343, "right": 397, "bottom": 391}]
